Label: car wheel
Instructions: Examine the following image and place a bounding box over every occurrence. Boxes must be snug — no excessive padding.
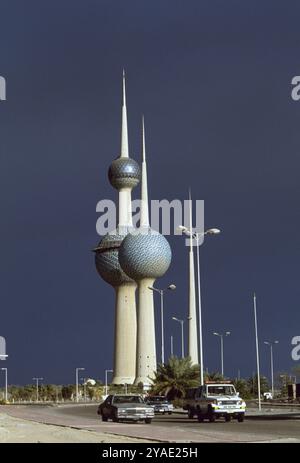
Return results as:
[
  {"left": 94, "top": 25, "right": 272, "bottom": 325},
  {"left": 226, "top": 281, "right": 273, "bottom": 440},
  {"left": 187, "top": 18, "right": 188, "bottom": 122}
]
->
[
  {"left": 197, "top": 414, "right": 204, "bottom": 423},
  {"left": 168, "top": 412, "right": 172, "bottom": 415},
  {"left": 145, "top": 418, "right": 152, "bottom": 424},
  {"left": 188, "top": 408, "right": 194, "bottom": 419},
  {"left": 237, "top": 414, "right": 244, "bottom": 422},
  {"left": 101, "top": 414, "right": 108, "bottom": 422},
  {"left": 225, "top": 415, "right": 231, "bottom": 422}
]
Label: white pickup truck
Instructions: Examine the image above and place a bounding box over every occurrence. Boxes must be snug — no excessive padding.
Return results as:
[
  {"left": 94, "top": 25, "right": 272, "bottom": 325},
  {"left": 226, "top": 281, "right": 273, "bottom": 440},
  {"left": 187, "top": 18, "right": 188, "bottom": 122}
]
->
[{"left": 183, "top": 382, "right": 246, "bottom": 422}]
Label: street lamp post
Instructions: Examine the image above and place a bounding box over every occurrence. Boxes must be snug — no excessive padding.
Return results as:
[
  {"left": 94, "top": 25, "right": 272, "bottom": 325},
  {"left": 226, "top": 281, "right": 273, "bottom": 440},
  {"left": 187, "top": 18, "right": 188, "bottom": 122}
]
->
[
  {"left": 178, "top": 225, "right": 220, "bottom": 385},
  {"left": 213, "top": 332, "right": 231, "bottom": 376},
  {"left": 1, "top": 368, "right": 7, "bottom": 402},
  {"left": 253, "top": 293, "right": 261, "bottom": 411},
  {"left": 81, "top": 378, "right": 87, "bottom": 402},
  {"left": 75, "top": 368, "right": 85, "bottom": 403},
  {"left": 105, "top": 369, "right": 113, "bottom": 396},
  {"left": 32, "top": 377, "right": 43, "bottom": 402},
  {"left": 149, "top": 284, "right": 176, "bottom": 364},
  {"left": 264, "top": 340, "right": 279, "bottom": 398},
  {"left": 172, "top": 317, "right": 185, "bottom": 358}
]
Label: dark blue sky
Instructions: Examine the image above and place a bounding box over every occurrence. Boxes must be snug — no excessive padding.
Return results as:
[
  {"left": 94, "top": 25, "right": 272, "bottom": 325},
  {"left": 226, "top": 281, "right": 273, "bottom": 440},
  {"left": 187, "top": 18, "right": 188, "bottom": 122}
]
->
[{"left": 0, "top": 0, "right": 299, "bottom": 386}]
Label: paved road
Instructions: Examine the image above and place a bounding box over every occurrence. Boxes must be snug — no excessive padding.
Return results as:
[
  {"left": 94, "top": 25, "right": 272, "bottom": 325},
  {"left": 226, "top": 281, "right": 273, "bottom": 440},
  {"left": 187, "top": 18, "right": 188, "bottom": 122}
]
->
[{"left": 2, "top": 404, "right": 300, "bottom": 443}]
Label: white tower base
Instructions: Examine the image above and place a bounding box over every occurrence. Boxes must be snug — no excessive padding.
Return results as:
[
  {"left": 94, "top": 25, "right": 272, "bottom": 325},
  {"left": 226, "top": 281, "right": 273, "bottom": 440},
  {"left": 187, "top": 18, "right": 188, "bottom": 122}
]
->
[
  {"left": 112, "top": 283, "right": 137, "bottom": 385},
  {"left": 134, "top": 278, "right": 157, "bottom": 387}
]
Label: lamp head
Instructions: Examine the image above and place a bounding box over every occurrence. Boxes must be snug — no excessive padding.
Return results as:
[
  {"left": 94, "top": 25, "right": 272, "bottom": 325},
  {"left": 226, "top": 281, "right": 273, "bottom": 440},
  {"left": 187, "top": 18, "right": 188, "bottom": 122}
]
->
[
  {"left": 177, "top": 225, "right": 188, "bottom": 232},
  {"left": 206, "top": 228, "right": 221, "bottom": 235}
]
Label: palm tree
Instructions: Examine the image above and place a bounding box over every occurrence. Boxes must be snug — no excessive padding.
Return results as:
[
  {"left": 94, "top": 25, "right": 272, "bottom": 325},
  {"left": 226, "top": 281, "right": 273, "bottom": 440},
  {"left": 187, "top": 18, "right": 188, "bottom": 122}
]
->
[
  {"left": 150, "top": 356, "right": 200, "bottom": 400},
  {"left": 204, "top": 371, "right": 224, "bottom": 382}
]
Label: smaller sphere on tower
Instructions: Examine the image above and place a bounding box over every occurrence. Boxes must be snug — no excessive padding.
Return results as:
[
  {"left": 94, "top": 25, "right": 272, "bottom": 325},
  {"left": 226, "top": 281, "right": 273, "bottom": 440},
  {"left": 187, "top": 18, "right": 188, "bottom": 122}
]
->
[{"left": 108, "top": 158, "right": 141, "bottom": 190}]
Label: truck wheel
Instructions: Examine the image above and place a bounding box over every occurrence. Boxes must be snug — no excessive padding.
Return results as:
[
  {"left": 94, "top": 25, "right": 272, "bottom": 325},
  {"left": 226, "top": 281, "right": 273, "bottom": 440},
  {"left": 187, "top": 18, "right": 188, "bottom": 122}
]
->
[
  {"left": 101, "top": 414, "right": 108, "bottom": 422},
  {"left": 208, "top": 412, "right": 216, "bottom": 423},
  {"left": 145, "top": 418, "right": 152, "bottom": 424},
  {"left": 225, "top": 415, "right": 231, "bottom": 422},
  {"left": 237, "top": 414, "right": 244, "bottom": 422},
  {"left": 197, "top": 414, "right": 204, "bottom": 423},
  {"left": 188, "top": 408, "right": 194, "bottom": 419}
]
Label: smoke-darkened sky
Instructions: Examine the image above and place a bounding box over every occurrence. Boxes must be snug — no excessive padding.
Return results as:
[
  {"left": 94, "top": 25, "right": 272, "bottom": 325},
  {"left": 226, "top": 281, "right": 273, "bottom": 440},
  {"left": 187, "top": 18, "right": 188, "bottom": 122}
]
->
[{"left": 0, "top": 0, "right": 299, "bottom": 386}]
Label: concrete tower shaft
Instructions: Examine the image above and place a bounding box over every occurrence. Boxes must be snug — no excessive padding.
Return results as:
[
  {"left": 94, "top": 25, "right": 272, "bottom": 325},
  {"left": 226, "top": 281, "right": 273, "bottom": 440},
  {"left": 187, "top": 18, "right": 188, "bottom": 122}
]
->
[{"left": 188, "top": 191, "right": 199, "bottom": 364}]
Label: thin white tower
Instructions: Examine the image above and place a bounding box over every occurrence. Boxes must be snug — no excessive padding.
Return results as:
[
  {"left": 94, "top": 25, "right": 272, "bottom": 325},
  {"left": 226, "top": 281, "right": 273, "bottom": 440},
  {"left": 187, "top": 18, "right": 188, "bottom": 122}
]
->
[
  {"left": 135, "top": 118, "right": 157, "bottom": 386},
  {"left": 188, "top": 190, "right": 199, "bottom": 364},
  {"left": 119, "top": 118, "right": 172, "bottom": 389}
]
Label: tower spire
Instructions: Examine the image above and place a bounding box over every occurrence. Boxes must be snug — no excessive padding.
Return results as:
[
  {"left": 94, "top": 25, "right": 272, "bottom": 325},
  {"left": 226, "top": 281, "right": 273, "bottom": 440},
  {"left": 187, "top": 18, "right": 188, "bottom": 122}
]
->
[
  {"left": 140, "top": 116, "right": 149, "bottom": 228},
  {"left": 121, "top": 70, "right": 129, "bottom": 158}
]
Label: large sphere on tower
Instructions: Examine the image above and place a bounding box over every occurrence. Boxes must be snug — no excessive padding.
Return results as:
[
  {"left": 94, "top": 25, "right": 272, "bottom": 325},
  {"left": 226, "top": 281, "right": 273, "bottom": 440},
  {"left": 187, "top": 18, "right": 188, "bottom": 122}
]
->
[
  {"left": 119, "top": 228, "right": 172, "bottom": 281},
  {"left": 95, "top": 231, "right": 135, "bottom": 287},
  {"left": 108, "top": 157, "right": 141, "bottom": 190}
]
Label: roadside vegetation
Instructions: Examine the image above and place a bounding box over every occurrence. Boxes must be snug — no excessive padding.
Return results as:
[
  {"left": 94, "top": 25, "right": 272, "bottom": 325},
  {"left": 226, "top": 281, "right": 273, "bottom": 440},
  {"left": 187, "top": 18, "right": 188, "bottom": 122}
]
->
[{"left": 0, "top": 359, "right": 298, "bottom": 403}]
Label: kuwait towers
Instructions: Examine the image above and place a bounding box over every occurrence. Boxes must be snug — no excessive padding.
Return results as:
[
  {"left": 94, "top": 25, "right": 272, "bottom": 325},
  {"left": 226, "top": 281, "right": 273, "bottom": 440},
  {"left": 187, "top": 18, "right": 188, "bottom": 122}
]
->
[
  {"left": 94, "top": 74, "right": 172, "bottom": 388},
  {"left": 94, "top": 72, "right": 141, "bottom": 385},
  {"left": 119, "top": 119, "right": 172, "bottom": 388}
]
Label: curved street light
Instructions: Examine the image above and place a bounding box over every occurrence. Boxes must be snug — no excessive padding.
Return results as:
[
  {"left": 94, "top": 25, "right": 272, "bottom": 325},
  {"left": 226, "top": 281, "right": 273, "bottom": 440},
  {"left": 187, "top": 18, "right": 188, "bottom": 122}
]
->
[
  {"left": 149, "top": 284, "right": 176, "bottom": 364},
  {"left": 213, "top": 331, "right": 231, "bottom": 376},
  {"left": 32, "top": 377, "right": 43, "bottom": 402},
  {"left": 264, "top": 340, "right": 279, "bottom": 397},
  {"left": 75, "top": 368, "right": 85, "bottom": 402}
]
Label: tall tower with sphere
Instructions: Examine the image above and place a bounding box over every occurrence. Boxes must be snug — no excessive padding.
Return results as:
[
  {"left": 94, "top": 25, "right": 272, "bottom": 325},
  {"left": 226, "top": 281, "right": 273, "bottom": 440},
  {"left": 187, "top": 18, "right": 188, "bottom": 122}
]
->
[
  {"left": 94, "top": 72, "right": 141, "bottom": 385},
  {"left": 119, "top": 119, "right": 172, "bottom": 388}
]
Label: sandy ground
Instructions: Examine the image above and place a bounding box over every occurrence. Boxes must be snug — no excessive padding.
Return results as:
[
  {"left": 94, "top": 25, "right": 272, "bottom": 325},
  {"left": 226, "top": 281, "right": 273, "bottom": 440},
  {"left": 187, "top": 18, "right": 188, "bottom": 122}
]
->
[{"left": 0, "top": 412, "right": 153, "bottom": 443}]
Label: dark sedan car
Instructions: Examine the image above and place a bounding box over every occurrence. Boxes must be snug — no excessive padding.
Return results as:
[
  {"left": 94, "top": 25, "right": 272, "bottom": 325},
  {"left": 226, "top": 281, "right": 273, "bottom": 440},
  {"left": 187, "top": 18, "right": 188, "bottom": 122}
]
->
[
  {"left": 146, "top": 396, "right": 174, "bottom": 414},
  {"left": 97, "top": 394, "right": 154, "bottom": 423}
]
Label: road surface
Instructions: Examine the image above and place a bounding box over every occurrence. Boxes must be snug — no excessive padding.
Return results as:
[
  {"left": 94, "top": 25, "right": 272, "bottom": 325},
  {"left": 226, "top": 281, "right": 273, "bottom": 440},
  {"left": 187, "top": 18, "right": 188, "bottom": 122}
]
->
[{"left": 2, "top": 404, "right": 300, "bottom": 443}]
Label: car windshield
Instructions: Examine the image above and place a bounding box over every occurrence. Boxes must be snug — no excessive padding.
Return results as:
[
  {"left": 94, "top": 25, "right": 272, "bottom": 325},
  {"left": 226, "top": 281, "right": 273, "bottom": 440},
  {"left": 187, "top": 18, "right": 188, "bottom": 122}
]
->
[
  {"left": 148, "top": 397, "right": 167, "bottom": 403},
  {"left": 113, "top": 395, "right": 144, "bottom": 404},
  {"left": 207, "top": 386, "right": 236, "bottom": 396}
]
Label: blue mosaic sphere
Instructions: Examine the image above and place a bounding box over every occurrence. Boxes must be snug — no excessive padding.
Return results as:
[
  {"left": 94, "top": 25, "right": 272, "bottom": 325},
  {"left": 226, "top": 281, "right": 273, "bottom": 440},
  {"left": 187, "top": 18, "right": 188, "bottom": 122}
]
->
[
  {"left": 108, "top": 157, "right": 141, "bottom": 190},
  {"left": 95, "top": 232, "right": 135, "bottom": 287},
  {"left": 119, "top": 228, "right": 172, "bottom": 281}
]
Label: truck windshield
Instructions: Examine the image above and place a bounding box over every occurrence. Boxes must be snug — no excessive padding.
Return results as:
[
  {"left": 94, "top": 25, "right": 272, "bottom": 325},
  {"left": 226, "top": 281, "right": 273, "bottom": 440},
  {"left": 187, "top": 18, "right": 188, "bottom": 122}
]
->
[{"left": 207, "top": 386, "right": 235, "bottom": 396}]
